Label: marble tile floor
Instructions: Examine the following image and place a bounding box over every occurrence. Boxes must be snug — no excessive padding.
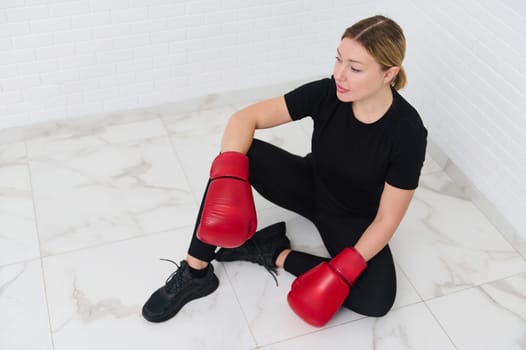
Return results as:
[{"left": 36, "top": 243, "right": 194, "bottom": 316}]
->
[{"left": 1, "top": 99, "right": 526, "bottom": 350}]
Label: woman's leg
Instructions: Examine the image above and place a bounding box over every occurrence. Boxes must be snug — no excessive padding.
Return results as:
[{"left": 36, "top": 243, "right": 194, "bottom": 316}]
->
[
  {"left": 343, "top": 245, "right": 396, "bottom": 317},
  {"left": 186, "top": 180, "right": 217, "bottom": 264},
  {"left": 187, "top": 138, "right": 316, "bottom": 263},
  {"left": 214, "top": 139, "right": 319, "bottom": 272},
  {"left": 283, "top": 250, "right": 329, "bottom": 275},
  {"left": 247, "top": 139, "right": 316, "bottom": 220},
  {"left": 143, "top": 178, "right": 219, "bottom": 323},
  {"left": 284, "top": 246, "right": 396, "bottom": 318},
  {"left": 294, "top": 214, "right": 397, "bottom": 317},
  {"left": 283, "top": 245, "right": 396, "bottom": 317},
  {"left": 284, "top": 205, "right": 397, "bottom": 317}
]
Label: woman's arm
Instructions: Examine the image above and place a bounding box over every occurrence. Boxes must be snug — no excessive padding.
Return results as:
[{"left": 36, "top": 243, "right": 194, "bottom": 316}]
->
[
  {"left": 221, "top": 96, "right": 292, "bottom": 153},
  {"left": 354, "top": 182, "right": 415, "bottom": 261}
]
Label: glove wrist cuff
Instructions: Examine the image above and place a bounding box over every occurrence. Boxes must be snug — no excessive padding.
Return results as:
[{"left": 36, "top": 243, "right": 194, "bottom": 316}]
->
[
  {"left": 329, "top": 247, "right": 367, "bottom": 286},
  {"left": 210, "top": 151, "right": 249, "bottom": 181}
]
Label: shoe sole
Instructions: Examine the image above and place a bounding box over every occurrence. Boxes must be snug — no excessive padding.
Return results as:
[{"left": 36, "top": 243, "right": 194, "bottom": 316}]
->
[{"left": 143, "top": 274, "right": 220, "bottom": 323}]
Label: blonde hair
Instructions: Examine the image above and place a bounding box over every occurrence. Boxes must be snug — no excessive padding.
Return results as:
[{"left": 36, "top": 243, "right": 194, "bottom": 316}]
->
[{"left": 341, "top": 15, "right": 407, "bottom": 90}]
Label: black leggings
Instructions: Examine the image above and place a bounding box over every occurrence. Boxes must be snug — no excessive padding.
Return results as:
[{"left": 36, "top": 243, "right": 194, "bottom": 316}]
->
[{"left": 188, "top": 139, "right": 396, "bottom": 317}]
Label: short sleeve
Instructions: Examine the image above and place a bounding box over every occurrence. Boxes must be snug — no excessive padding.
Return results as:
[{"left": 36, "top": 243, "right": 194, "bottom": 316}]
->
[
  {"left": 284, "top": 78, "right": 332, "bottom": 121},
  {"left": 386, "top": 120, "right": 428, "bottom": 190}
]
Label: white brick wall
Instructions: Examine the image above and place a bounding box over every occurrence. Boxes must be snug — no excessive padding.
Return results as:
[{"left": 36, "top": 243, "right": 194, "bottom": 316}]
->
[
  {"left": 1, "top": 0, "right": 525, "bottom": 242},
  {"left": 385, "top": 0, "right": 526, "bottom": 240},
  {"left": 0, "top": 0, "right": 383, "bottom": 128}
]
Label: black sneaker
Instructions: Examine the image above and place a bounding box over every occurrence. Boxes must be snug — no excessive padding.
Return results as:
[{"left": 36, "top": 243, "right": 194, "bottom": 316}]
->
[
  {"left": 142, "top": 260, "right": 219, "bottom": 323},
  {"left": 215, "top": 221, "right": 290, "bottom": 285}
]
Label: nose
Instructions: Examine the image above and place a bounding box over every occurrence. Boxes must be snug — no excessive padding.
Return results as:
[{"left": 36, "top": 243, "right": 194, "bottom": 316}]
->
[{"left": 334, "top": 62, "right": 345, "bottom": 81}]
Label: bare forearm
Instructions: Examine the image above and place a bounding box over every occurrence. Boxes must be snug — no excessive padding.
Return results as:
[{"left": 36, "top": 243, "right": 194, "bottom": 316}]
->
[
  {"left": 354, "top": 184, "right": 414, "bottom": 261},
  {"left": 221, "top": 96, "right": 291, "bottom": 153},
  {"left": 354, "top": 219, "right": 397, "bottom": 261},
  {"left": 220, "top": 111, "right": 256, "bottom": 153}
]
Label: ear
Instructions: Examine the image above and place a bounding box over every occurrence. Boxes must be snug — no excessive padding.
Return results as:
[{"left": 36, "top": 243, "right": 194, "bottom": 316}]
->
[{"left": 384, "top": 66, "right": 400, "bottom": 84}]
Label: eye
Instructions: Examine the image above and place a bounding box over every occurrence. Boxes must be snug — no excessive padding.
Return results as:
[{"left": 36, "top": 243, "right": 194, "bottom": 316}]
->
[
  {"left": 350, "top": 66, "right": 361, "bottom": 73},
  {"left": 335, "top": 56, "right": 342, "bottom": 63}
]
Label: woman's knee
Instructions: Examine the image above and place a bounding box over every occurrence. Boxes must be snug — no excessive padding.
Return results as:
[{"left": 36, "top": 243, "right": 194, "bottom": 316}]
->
[
  {"left": 341, "top": 247, "right": 397, "bottom": 317},
  {"left": 246, "top": 138, "right": 274, "bottom": 183},
  {"left": 342, "top": 280, "right": 396, "bottom": 317}
]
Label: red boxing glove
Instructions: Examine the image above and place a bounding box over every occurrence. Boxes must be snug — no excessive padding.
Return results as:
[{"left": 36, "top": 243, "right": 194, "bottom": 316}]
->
[
  {"left": 287, "top": 247, "right": 367, "bottom": 327},
  {"left": 196, "top": 152, "right": 257, "bottom": 248}
]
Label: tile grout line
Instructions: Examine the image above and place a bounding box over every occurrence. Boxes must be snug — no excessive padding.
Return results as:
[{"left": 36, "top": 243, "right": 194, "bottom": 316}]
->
[
  {"left": 391, "top": 259, "right": 426, "bottom": 308},
  {"left": 423, "top": 300, "right": 460, "bottom": 350},
  {"left": 19, "top": 112, "right": 204, "bottom": 262},
  {"left": 24, "top": 140, "right": 57, "bottom": 350},
  {"left": 33, "top": 224, "right": 197, "bottom": 262},
  {"left": 437, "top": 154, "right": 525, "bottom": 260},
  {"left": 218, "top": 262, "right": 261, "bottom": 348},
  {"left": 158, "top": 114, "right": 203, "bottom": 209},
  {"left": 419, "top": 269, "right": 526, "bottom": 350}
]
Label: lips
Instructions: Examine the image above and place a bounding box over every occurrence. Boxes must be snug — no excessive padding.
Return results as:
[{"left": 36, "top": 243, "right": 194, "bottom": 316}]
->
[{"left": 336, "top": 83, "right": 349, "bottom": 93}]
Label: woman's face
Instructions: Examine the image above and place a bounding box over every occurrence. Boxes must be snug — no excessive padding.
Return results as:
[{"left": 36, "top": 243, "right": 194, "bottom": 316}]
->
[{"left": 333, "top": 37, "right": 395, "bottom": 103}]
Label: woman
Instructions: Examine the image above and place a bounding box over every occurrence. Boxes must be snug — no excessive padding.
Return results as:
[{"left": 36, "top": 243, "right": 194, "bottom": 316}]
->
[{"left": 142, "top": 15, "right": 427, "bottom": 327}]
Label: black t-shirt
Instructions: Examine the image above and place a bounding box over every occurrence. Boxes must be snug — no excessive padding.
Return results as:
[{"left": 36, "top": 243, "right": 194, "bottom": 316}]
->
[{"left": 284, "top": 76, "right": 427, "bottom": 218}]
